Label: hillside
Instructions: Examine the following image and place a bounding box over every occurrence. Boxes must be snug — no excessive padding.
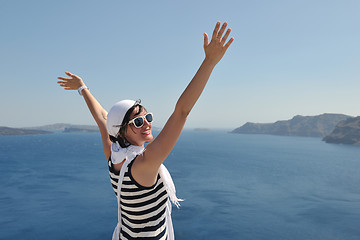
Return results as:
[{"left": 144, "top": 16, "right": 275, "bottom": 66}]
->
[
  {"left": 231, "top": 113, "right": 351, "bottom": 137},
  {"left": 27, "top": 123, "right": 98, "bottom": 132},
  {"left": 323, "top": 116, "right": 360, "bottom": 145},
  {"left": 0, "top": 127, "right": 52, "bottom": 136},
  {"left": 63, "top": 127, "right": 98, "bottom": 133},
  {"left": 0, "top": 124, "right": 98, "bottom": 136}
]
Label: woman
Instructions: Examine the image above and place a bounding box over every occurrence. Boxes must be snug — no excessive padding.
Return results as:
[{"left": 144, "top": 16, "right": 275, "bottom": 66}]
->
[{"left": 57, "top": 21, "right": 234, "bottom": 240}]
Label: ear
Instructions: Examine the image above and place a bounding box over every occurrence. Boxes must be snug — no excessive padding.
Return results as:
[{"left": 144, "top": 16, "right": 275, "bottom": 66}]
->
[{"left": 118, "top": 127, "right": 125, "bottom": 138}]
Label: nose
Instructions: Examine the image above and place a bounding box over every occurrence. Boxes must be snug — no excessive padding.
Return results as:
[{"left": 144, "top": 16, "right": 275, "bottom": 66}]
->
[{"left": 143, "top": 118, "right": 151, "bottom": 128}]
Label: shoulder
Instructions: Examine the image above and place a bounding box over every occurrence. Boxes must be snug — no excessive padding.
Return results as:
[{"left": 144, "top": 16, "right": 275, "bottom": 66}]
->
[{"left": 108, "top": 157, "right": 125, "bottom": 172}]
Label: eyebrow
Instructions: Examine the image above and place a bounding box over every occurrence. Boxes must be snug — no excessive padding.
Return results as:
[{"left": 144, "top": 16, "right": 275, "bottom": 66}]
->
[{"left": 132, "top": 107, "right": 146, "bottom": 118}]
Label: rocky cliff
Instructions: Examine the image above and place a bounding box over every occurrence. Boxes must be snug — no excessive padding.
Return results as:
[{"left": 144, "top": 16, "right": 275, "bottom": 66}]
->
[
  {"left": 323, "top": 116, "right": 360, "bottom": 145},
  {"left": 27, "top": 123, "right": 98, "bottom": 132},
  {"left": 231, "top": 113, "right": 351, "bottom": 137},
  {"left": 0, "top": 127, "right": 52, "bottom": 136},
  {"left": 1, "top": 124, "right": 98, "bottom": 136}
]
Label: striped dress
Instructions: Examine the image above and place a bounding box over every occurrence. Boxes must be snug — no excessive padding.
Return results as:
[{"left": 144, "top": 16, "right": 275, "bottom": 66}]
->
[{"left": 108, "top": 158, "right": 168, "bottom": 240}]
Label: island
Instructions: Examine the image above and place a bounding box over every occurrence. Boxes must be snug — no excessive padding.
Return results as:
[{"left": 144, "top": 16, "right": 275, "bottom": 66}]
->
[
  {"left": 323, "top": 116, "right": 360, "bottom": 145},
  {"left": 63, "top": 127, "right": 98, "bottom": 133},
  {"left": 27, "top": 123, "right": 98, "bottom": 132},
  {"left": 0, "top": 127, "right": 52, "bottom": 136},
  {"left": 231, "top": 113, "right": 351, "bottom": 138},
  {"left": 194, "top": 128, "right": 211, "bottom": 131},
  {"left": 0, "top": 123, "right": 98, "bottom": 136}
]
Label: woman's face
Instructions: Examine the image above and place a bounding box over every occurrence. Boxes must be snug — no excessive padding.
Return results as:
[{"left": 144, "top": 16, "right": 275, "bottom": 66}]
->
[{"left": 124, "top": 106, "right": 153, "bottom": 146}]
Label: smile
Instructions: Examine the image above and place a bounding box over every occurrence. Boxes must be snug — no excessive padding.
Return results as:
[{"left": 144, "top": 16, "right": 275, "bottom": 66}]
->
[{"left": 142, "top": 130, "right": 151, "bottom": 135}]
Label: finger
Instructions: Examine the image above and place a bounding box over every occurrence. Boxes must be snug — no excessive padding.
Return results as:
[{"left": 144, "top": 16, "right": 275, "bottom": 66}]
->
[
  {"left": 57, "top": 77, "right": 71, "bottom": 80},
  {"left": 224, "top": 37, "right": 235, "bottom": 50},
  {"left": 217, "top": 22, "right": 228, "bottom": 39},
  {"left": 212, "top": 21, "right": 221, "bottom": 40},
  {"left": 203, "top": 33, "right": 209, "bottom": 47},
  {"left": 221, "top": 28, "right": 231, "bottom": 43},
  {"left": 65, "top": 71, "right": 73, "bottom": 77},
  {"left": 57, "top": 80, "right": 68, "bottom": 84}
]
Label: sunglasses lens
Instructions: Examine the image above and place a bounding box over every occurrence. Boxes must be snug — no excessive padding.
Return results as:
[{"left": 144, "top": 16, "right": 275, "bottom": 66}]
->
[
  {"left": 133, "top": 117, "right": 144, "bottom": 128},
  {"left": 145, "top": 113, "right": 153, "bottom": 123}
]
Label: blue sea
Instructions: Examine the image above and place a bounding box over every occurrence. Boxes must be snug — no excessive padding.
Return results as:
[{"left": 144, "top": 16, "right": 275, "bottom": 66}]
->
[{"left": 1, "top": 130, "right": 360, "bottom": 240}]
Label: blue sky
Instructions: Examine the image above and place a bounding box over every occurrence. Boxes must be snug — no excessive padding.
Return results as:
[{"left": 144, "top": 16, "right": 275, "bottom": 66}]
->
[{"left": 1, "top": 0, "right": 359, "bottom": 129}]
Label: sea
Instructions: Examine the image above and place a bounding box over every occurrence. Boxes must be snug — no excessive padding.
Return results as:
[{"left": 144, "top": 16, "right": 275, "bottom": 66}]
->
[{"left": 1, "top": 130, "right": 360, "bottom": 240}]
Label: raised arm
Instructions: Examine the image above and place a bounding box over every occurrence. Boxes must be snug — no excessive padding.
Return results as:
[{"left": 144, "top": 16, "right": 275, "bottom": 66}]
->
[
  {"left": 57, "top": 72, "right": 111, "bottom": 160},
  {"left": 176, "top": 21, "right": 234, "bottom": 115},
  {"left": 134, "top": 21, "right": 234, "bottom": 182}
]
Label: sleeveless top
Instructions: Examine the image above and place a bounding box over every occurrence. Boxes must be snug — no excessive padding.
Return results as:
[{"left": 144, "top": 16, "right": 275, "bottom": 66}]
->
[{"left": 108, "top": 158, "right": 168, "bottom": 239}]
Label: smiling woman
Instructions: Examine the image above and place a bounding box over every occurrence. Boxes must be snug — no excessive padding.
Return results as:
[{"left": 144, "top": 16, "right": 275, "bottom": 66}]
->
[{"left": 57, "top": 21, "right": 234, "bottom": 240}]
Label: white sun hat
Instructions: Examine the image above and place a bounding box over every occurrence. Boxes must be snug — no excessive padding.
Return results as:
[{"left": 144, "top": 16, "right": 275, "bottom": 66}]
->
[{"left": 106, "top": 99, "right": 137, "bottom": 137}]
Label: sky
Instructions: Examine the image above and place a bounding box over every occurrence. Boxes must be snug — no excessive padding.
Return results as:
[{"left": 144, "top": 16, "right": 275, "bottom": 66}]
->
[{"left": 1, "top": 0, "right": 359, "bottom": 129}]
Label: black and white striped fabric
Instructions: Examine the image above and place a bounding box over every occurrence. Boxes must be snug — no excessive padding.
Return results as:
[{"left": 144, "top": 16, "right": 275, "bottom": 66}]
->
[{"left": 108, "top": 159, "right": 168, "bottom": 239}]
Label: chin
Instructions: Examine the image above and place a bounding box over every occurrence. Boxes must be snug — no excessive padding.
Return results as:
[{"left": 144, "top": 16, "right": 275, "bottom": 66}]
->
[{"left": 145, "top": 134, "right": 154, "bottom": 142}]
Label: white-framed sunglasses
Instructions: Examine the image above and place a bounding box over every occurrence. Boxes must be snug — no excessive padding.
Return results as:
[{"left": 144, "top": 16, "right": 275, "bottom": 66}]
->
[{"left": 128, "top": 113, "right": 153, "bottom": 128}]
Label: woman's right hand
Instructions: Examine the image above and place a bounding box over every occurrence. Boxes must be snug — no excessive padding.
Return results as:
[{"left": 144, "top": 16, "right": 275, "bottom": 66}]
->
[
  {"left": 57, "top": 71, "right": 85, "bottom": 90},
  {"left": 203, "top": 21, "right": 234, "bottom": 66}
]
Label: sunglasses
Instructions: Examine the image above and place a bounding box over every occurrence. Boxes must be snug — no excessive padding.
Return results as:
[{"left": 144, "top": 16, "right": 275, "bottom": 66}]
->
[{"left": 128, "top": 113, "right": 153, "bottom": 128}]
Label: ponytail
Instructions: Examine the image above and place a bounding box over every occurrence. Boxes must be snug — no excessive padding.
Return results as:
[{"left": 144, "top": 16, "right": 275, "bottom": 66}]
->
[{"left": 109, "top": 134, "right": 131, "bottom": 148}]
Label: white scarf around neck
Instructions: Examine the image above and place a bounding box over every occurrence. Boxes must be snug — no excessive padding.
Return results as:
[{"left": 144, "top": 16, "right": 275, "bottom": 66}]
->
[{"left": 111, "top": 141, "right": 144, "bottom": 165}]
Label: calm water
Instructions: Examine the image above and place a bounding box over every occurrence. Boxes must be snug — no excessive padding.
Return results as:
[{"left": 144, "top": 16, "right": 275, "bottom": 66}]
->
[{"left": 0, "top": 130, "right": 360, "bottom": 240}]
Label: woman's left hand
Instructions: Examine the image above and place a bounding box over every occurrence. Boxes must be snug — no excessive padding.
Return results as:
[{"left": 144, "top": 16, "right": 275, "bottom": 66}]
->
[
  {"left": 57, "top": 71, "right": 85, "bottom": 90},
  {"left": 203, "top": 21, "right": 234, "bottom": 66}
]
